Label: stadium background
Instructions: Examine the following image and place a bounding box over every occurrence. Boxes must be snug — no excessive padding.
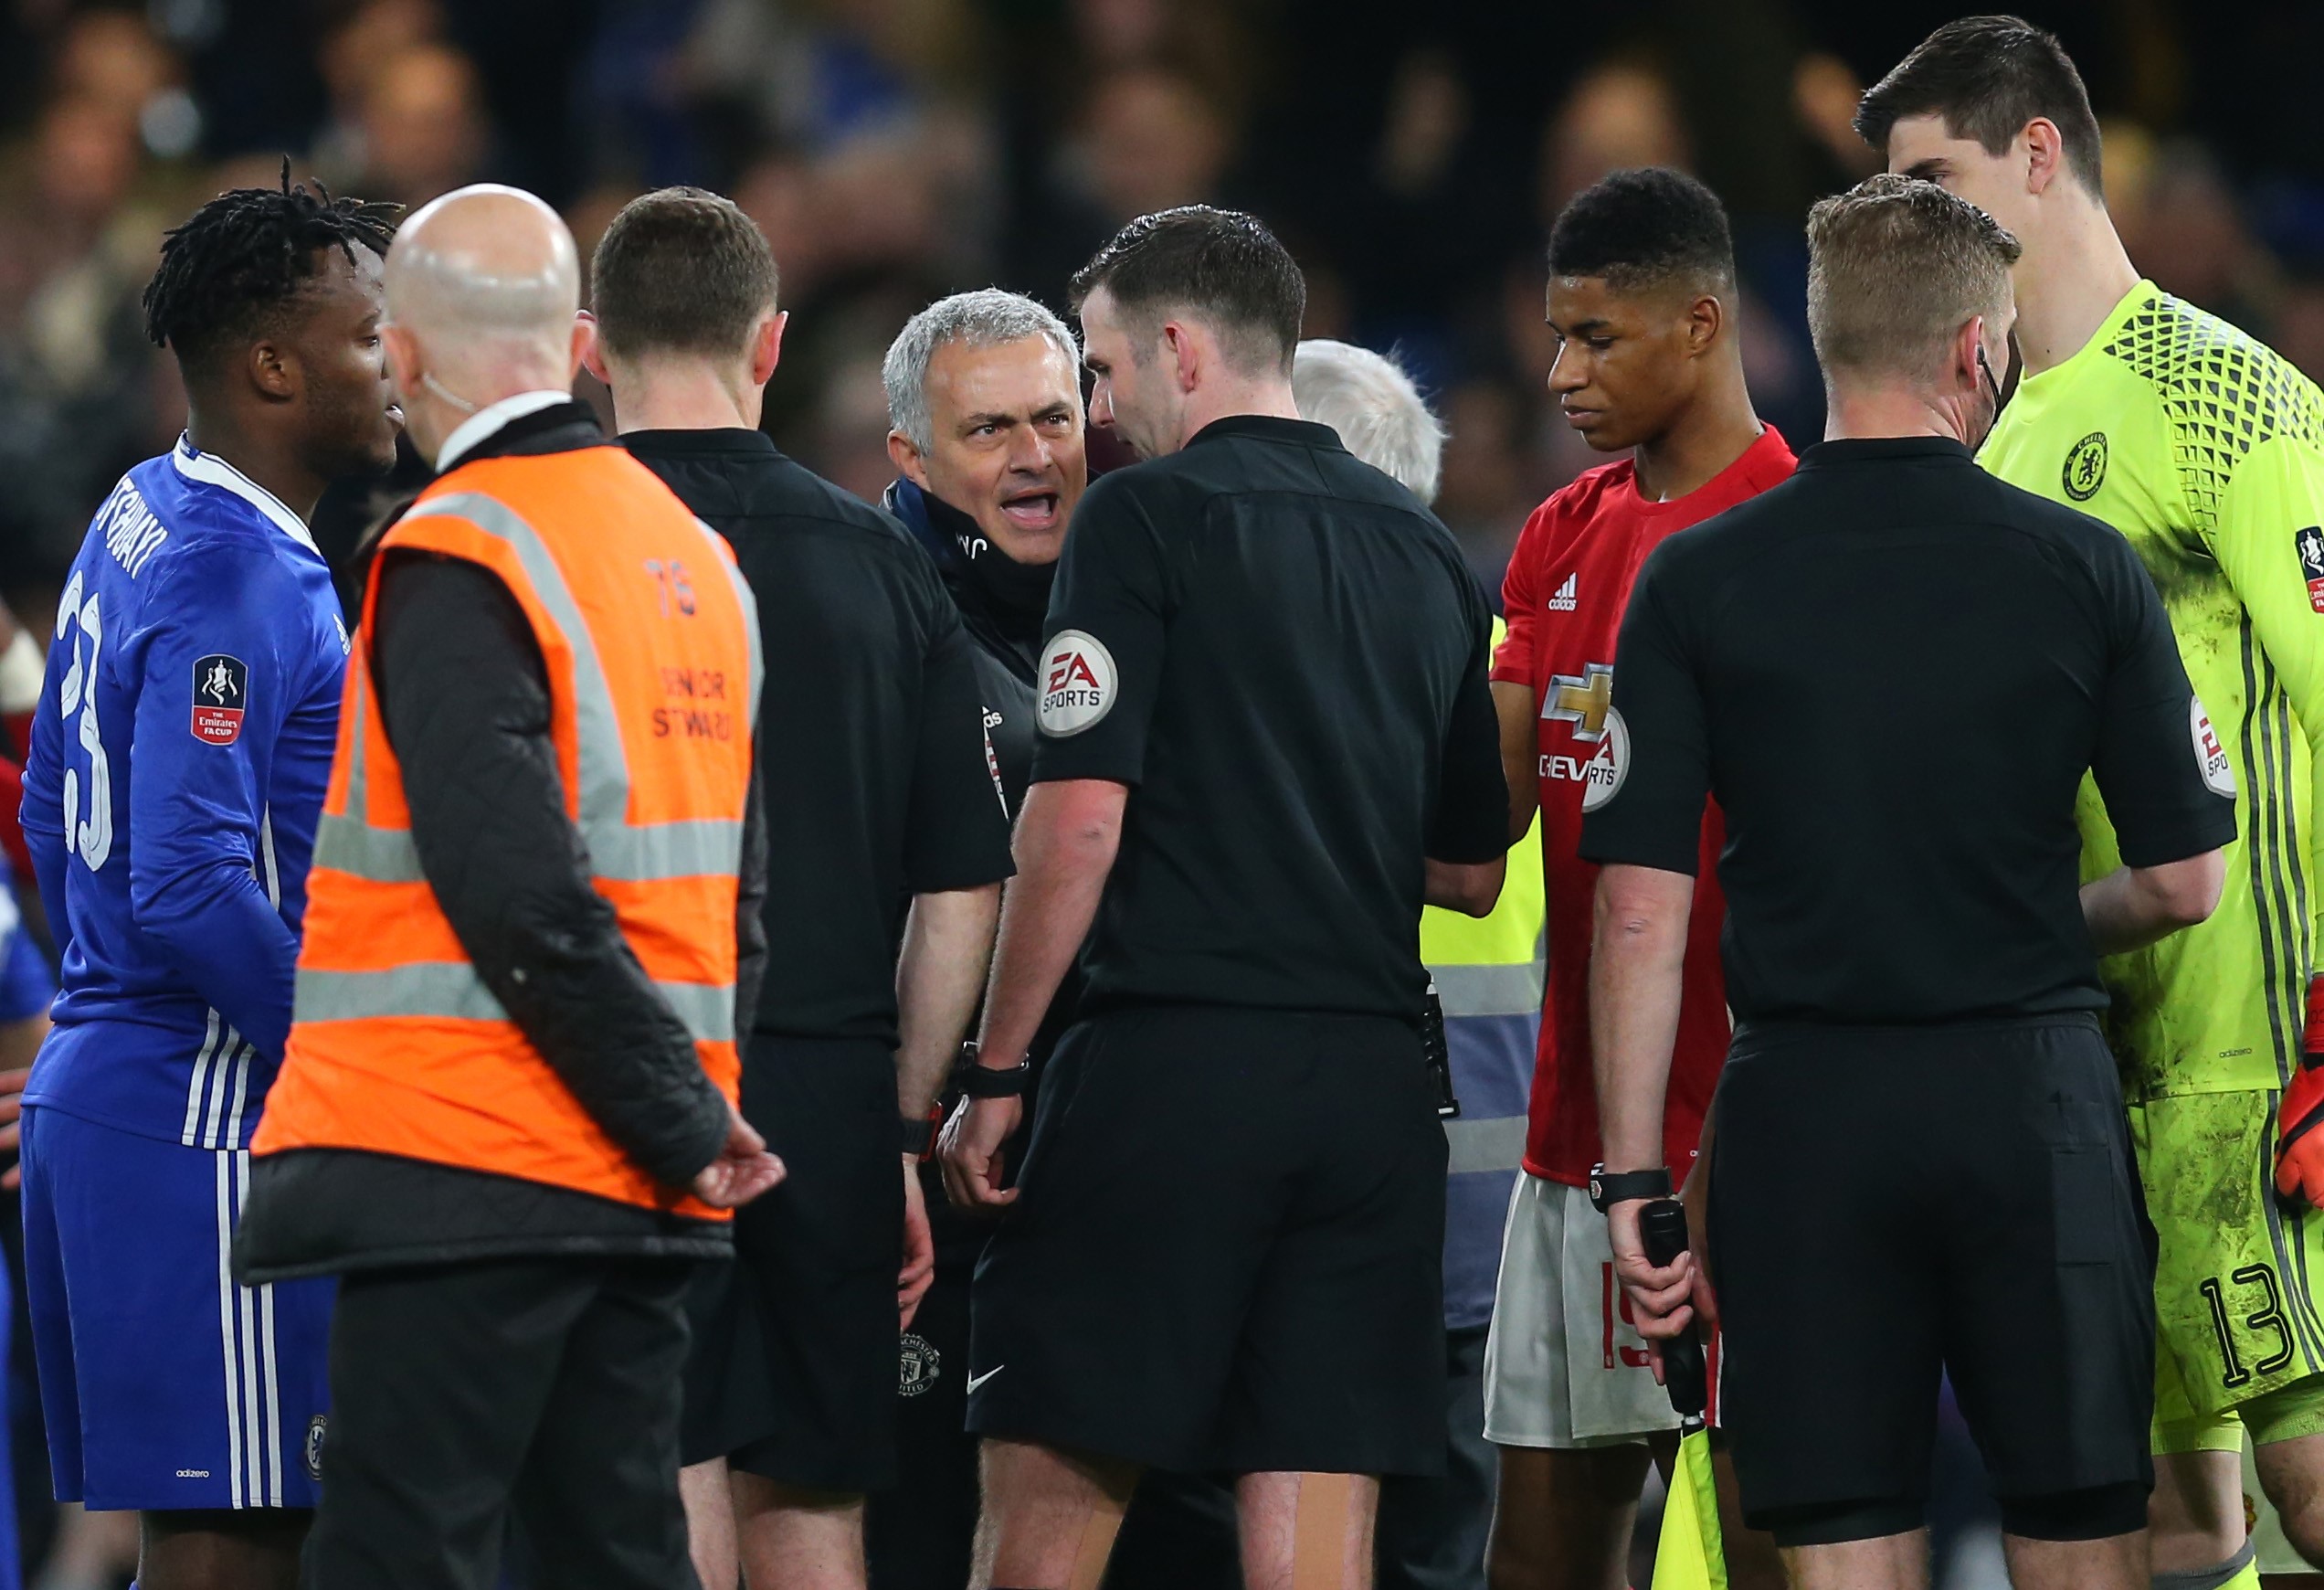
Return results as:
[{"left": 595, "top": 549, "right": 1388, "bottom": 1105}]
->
[{"left": 0, "top": 1, "right": 2316, "bottom": 1586}]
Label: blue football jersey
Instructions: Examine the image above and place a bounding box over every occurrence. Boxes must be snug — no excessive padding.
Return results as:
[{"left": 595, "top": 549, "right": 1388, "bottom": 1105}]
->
[{"left": 21, "top": 437, "right": 348, "bottom": 1148}]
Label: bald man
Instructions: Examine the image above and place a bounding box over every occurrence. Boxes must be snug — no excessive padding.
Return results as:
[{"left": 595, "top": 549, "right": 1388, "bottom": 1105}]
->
[{"left": 235, "top": 184, "right": 781, "bottom": 1590}]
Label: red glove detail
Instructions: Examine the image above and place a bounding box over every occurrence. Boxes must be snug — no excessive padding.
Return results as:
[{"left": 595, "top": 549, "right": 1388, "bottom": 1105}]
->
[{"left": 2274, "top": 978, "right": 2324, "bottom": 1209}]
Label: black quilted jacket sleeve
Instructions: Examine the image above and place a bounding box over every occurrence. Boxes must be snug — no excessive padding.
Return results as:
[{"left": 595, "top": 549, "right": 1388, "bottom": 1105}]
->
[{"left": 372, "top": 550, "right": 740, "bottom": 1191}]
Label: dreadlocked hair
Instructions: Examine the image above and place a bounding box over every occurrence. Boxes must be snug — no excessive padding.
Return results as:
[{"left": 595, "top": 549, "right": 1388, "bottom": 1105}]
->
[{"left": 143, "top": 160, "right": 399, "bottom": 369}]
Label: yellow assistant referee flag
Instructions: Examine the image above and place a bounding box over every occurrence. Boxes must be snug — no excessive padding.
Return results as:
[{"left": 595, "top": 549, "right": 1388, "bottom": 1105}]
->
[{"left": 1653, "top": 1421, "right": 1726, "bottom": 1590}]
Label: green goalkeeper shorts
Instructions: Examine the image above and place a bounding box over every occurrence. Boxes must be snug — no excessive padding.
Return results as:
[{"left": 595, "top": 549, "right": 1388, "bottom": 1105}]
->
[{"left": 2137, "top": 1091, "right": 2324, "bottom": 1454}]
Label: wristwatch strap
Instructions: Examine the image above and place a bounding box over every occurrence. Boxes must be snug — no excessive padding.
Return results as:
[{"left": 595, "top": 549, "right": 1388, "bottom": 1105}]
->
[
  {"left": 1588, "top": 1163, "right": 1673, "bottom": 1214},
  {"left": 952, "top": 1041, "right": 1033, "bottom": 1098},
  {"left": 903, "top": 1106, "right": 942, "bottom": 1160}
]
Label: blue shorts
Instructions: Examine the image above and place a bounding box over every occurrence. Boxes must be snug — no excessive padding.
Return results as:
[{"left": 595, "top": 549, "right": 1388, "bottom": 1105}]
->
[{"left": 20, "top": 1103, "right": 332, "bottom": 1510}]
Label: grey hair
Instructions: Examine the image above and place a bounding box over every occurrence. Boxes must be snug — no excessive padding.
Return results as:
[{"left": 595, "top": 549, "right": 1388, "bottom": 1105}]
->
[
  {"left": 1292, "top": 339, "right": 1446, "bottom": 504},
  {"left": 882, "top": 289, "right": 1083, "bottom": 452}
]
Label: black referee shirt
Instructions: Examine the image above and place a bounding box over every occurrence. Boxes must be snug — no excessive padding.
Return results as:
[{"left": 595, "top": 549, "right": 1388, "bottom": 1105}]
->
[
  {"left": 1579, "top": 435, "right": 2237, "bottom": 1026},
  {"left": 623, "top": 428, "right": 1014, "bottom": 1043},
  {"left": 1031, "top": 414, "right": 1508, "bottom": 1020}
]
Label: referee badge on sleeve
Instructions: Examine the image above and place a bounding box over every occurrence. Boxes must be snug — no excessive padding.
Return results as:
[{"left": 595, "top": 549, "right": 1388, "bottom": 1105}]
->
[
  {"left": 1039, "top": 631, "right": 1117, "bottom": 737},
  {"left": 2191, "top": 697, "right": 2234, "bottom": 798},
  {"left": 191, "top": 654, "right": 248, "bottom": 746}
]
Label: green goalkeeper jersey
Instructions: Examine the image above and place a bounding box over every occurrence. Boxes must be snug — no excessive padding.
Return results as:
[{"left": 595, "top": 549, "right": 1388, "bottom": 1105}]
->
[{"left": 1982, "top": 281, "right": 2324, "bottom": 1100}]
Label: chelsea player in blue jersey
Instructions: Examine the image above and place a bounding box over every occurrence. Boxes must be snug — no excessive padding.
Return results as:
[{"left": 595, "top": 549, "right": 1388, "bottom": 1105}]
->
[{"left": 17, "top": 174, "right": 399, "bottom": 1590}]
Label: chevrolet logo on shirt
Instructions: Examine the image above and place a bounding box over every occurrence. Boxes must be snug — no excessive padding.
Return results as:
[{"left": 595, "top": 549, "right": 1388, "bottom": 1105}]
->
[{"left": 1543, "top": 664, "right": 1613, "bottom": 741}]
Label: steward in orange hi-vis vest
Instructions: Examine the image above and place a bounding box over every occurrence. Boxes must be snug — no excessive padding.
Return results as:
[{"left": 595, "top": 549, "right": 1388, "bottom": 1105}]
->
[{"left": 248, "top": 422, "right": 762, "bottom": 1224}]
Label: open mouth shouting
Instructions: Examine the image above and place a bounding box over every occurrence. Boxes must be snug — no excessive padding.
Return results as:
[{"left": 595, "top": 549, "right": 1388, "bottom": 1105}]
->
[{"left": 998, "top": 487, "right": 1062, "bottom": 533}]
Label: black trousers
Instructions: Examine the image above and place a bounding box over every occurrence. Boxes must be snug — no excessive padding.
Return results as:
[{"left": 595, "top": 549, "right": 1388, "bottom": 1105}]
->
[{"left": 305, "top": 1255, "right": 700, "bottom": 1590}]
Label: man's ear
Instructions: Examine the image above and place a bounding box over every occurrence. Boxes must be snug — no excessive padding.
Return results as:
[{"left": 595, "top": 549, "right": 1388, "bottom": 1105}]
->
[
  {"left": 382, "top": 323, "right": 419, "bottom": 395},
  {"left": 248, "top": 338, "right": 297, "bottom": 404},
  {"left": 1163, "top": 319, "right": 1201, "bottom": 393},
  {"left": 888, "top": 428, "right": 931, "bottom": 490},
  {"left": 1954, "top": 313, "right": 1986, "bottom": 393},
  {"left": 2023, "top": 116, "right": 2069, "bottom": 197},
  {"left": 1683, "top": 292, "right": 1726, "bottom": 357},
  {"left": 564, "top": 313, "right": 592, "bottom": 384},
  {"left": 751, "top": 310, "right": 787, "bottom": 387},
  {"left": 576, "top": 310, "right": 610, "bottom": 386}
]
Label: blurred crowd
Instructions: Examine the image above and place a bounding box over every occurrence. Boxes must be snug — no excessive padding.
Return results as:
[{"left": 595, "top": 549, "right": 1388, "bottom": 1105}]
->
[{"left": 3, "top": 0, "right": 2324, "bottom": 621}]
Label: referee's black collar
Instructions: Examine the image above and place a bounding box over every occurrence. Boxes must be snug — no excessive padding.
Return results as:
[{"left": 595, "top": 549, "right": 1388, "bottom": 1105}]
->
[
  {"left": 1186, "top": 414, "right": 1345, "bottom": 451},
  {"left": 618, "top": 426, "right": 782, "bottom": 460},
  {"left": 1799, "top": 435, "right": 1977, "bottom": 470}
]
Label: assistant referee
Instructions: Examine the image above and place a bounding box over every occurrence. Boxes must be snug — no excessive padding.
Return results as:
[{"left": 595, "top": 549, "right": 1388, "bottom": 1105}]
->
[
  {"left": 939, "top": 206, "right": 1510, "bottom": 1590},
  {"left": 1586, "top": 176, "right": 2235, "bottom": 1590}
]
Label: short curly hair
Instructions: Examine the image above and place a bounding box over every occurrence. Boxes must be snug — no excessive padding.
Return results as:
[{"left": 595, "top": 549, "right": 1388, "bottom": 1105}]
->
[
  {"left": 1546, "top": 168, "right": 1735, "bottom": 293},
  {"left": 143, "top": 163, "right": 398, "bottom": 372}
]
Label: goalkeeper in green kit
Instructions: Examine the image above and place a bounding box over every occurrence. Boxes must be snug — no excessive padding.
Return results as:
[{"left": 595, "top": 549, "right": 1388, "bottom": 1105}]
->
[{"left": 1862, "top": 16, "right": 2324, "bottom": 1587}]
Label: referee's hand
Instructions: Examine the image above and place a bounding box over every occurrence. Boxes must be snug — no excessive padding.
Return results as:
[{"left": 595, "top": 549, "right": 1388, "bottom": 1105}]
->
[
  {"left": 1607, "top": 1199, "right": 1700, "bottom": 1385},
  {"left": 939, "top": 1094, "right": 1023, "bottom": 1212}
]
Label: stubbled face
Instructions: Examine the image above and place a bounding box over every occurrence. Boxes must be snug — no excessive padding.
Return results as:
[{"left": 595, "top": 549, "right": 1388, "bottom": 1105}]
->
[
  {"left": 289, "top": 243, "right": 402, "bottom": 477},
  {"left": 909, "top": 334, "right": 1086, "bottom": 564},
  {"left": 1079, "top": 285, "right": 1181, "bottom": 460},
  {"left": 1883, "top": 113, "right": 2040, "bottom": 245},
  {"left": 1544, "top": 274, "right": 1704, "bottom": 454}
]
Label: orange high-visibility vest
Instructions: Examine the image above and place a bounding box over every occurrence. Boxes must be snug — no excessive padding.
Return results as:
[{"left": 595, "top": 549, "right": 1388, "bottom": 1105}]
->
[{"left": 251, "top": 444, "right": 762, "bottom": 1222}]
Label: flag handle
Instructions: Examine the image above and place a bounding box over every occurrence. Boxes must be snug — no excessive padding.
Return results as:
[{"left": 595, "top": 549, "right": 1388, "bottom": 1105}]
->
[{"left": 1640, "top": 1200, "right": 1707, "bottom": 1420}]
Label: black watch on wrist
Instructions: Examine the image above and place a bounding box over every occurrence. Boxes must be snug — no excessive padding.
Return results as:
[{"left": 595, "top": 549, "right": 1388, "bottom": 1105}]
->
[
  {"left": 1588, "top": 1162, "right": 1673, "bottom": 1214},
  {"left": 903, "top": 1107, "right": 942, "bottom": 1160},
  {"left": 952, "top": 1041, "right": 1033, "bottom": 1098}
]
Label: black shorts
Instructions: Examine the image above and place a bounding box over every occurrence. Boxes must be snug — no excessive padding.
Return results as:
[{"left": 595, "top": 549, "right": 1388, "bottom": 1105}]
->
[
  {"left": 681, "top": 1033, "right": 903, "bottom": 1490},
  {"left": 967, "top": 1004, "right": 1448, "bottom": 1477},
  {"left": 1708, "top": 1013, "right": 2155, "bottom": 1545}
]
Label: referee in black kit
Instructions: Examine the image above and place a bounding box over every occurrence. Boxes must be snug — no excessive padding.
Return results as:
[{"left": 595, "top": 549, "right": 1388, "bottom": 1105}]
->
[
  {"left": 582, "top": 188, "right": 1015, "bottom": 1590},
  {"left": 939, "top": 206, "right": 1511, "bottom": 1590},
  {"left": 1587, "top": 175, "right": 2234, "bottom": 1590}
]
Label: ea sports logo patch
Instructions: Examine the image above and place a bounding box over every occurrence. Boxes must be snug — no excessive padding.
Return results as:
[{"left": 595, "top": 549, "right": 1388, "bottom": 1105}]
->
[
  {"left": 1038, "top": 630, "right": 1116, "bottom": 737},
  {"left": 191, "top": 654, "right": 248, "bottom": 745},
  {"left": 2063, "top": 431, "right": 2107, "bottom": 502},
  {"left": 1579, "top": 708, "right": 1630, "bottom": 813},
  {"left": 899, "top": 1332, "right": 940, "bottom": 1397},
  {"left": 2191, "top": 697, "right": 2234, "bottom": 798}
]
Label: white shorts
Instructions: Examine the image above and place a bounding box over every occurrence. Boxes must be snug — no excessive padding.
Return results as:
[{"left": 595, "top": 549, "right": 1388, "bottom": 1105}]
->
[{"left": 1483, "top": 1172, "right": 1711, "bottom": 1448}]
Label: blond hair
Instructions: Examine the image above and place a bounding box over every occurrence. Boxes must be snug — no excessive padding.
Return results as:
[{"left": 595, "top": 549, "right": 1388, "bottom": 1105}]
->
[{"left": 1806, "top": 174, "right": 2022, "bottom": 384}]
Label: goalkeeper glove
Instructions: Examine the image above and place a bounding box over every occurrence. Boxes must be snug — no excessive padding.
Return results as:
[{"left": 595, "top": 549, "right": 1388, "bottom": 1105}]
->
[{"left": 2276, "top": 976, "right": 2324, "bottom": 1210}]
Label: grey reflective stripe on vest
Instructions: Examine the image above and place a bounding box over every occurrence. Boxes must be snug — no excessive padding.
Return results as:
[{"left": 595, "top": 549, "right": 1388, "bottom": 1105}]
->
[
  {"left": 300, "top": 489, "right": 744, "bottom": 1045},
  {"left": 1428, "top": 959, "right": 1546, "bottom": 1019},
  {"left": 295, "top": 964, "right": 735, "bottom": 1044},
  {"left": 311, "top": 669, "right": 430, "bottom": 882}
]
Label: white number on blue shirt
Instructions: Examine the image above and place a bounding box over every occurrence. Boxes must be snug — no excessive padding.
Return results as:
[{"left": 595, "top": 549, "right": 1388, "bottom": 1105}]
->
[{"left": 55, "top": 572, "right": 112, "bottom": 871}]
